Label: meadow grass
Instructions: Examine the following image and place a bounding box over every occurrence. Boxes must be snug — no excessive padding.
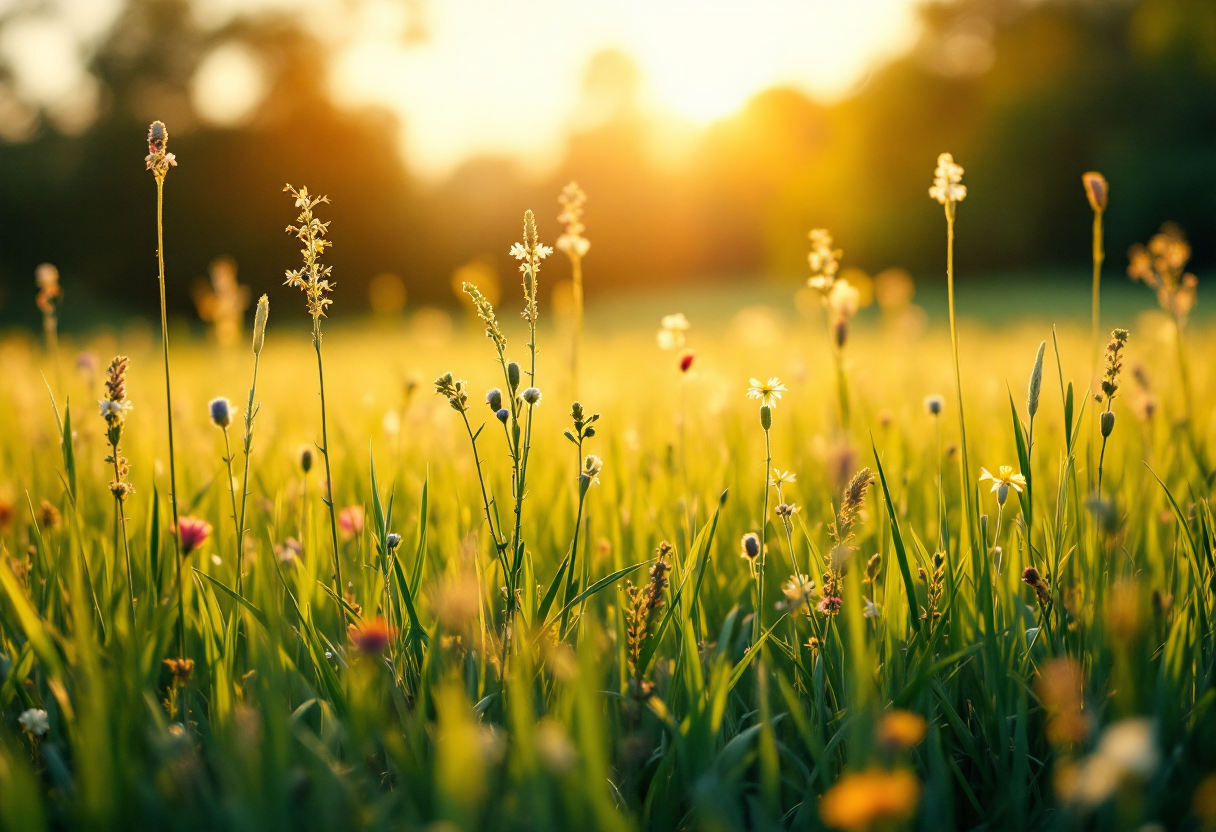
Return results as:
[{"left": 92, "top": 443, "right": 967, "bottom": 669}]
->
[{"left": 1, "top": 163, "right": 1215, "bottom": 832}]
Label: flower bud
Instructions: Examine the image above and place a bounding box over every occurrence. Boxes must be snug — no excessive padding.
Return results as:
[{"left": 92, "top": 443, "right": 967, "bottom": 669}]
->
[
  {"left": 1100, "top": 410, "right": 1115, "bottom": 437},
  {"left": 521, "top": 387, "right": 542, "bottom": 406},
  {"left": 209, "top": 397, "right": 232, "bottom": 429},
  {"left": 486, "top": 388, "right": 502, "bottom": 411},
  {"left": 1027, "top": 340, "right": 1045, "bottom": 418},
  {"left": 496, "top": 408, "right": 509, "bottom": 423},
  {"left": 300, "top": 446, "right": 314, "bottom": 474},
  {"left": 760, "top": 405, "right": 772, "bottom": 431},
  {"left": 386, "top": 532, "right": 401, "bottom": 551},
  {"left": 997, "top": 483, "right": 1009, "bottom": 506},
  {"left": 833, "top": 318, "right": 849, "bottom": 349},
  {"left": 252, "top": 294, "right": 269, "bottom": 355},
  {"left": 1082, "top": 171, "right": 1108, "bottom": 213},
  {"left": 741, "top": 533, "right": 761, "bottom": 560},
  {"left": 507, "top": 362, "right": 521, "bottom": 391}
]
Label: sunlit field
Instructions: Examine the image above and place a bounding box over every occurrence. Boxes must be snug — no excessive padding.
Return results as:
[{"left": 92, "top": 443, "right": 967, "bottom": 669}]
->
[{"left": 2, "top": 145, "right": 1216, "bottom": 832}]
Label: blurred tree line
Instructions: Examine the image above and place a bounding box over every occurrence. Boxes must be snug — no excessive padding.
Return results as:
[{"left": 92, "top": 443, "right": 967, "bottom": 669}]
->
[{"left": 0, "top": 0, "right": 1212, "bottom": 327}]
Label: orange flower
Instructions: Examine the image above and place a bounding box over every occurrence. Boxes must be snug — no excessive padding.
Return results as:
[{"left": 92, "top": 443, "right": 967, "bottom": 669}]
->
[
  {"left": 348, "top": 616, "right": 396, "bottom": 655},
  {"left": 820, "top": 770, "right": 921, "bottom": 830},
  {"left": 878, "top": 710, "right": 928, "bottom": 749}
]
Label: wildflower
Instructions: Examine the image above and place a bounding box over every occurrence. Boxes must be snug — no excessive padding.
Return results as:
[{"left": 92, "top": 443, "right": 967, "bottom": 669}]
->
[
  {"left": 979, "top": 466, "right": 1026, "bottom": 505},
  {"left": 496, "top": 408, "right": 509, "bottom": 423},
  {"left": 828, "top": 278, "right": 861, "bottom": 347},
  {"left": 747, "top": 377, "right": 787, "bottom": 409},
  {"left": 463, "top": 282, "right": 508, "bottom": 352},
  {"left": 1100, "top": 329, "right": 1129, "bottom": 400},
  {"left": 486, "top": 388, "right": 503, "bottom": 411},
  {"left": 775, "top": 503, "right": 799, "bottom": 518},
  {"left": 35, "top": 263, "right": 60, "bottom": 317},
  {"left": 35, "top": 499, "right": 60, "bottom": 530},
  {"left": 769, "top": 469, "right": 796, "bottom": 486},
  {"left": 176, "top": 517, "right": 212, "bottom": 555},
  {"left": 863, "top": 597, "right": 880, "bottom": 619},
  {"left": 209, "top": 397, "right": 233, "bottom": 428},
  {"left": 740, "top": 533, "right": 761, "bottom": 561},
  {"left": 145, "top": 120, "right": 178, "bottom": 178},
  {"left": 101, "top": 355, "right": 135, "bottom": 500},
  {"left": 555, "top": 181, "right": 590, "bottom": 259},
  {"left": 1021, "top": 566, "right": 1051, "bottom": 607},
  {"left": 434, "top": 372, "right": 470, "bottom": 413},
  {"left": 386, "top": 532, "right": 402, "bottom": 551},
  {"left": 1082, "top": 171, "right": 1108, "bottom": 214},
  {"left": 928, "top": 152, "right": 967, "bottom": 205},
  {"left": 164, "top": 657, "right": 195, "bottom": 682},
  {"left": 657, "top": 313, "right": 690, "bottom": 350},
  {"left": 818, "top": 596, "right": 843, "bottom": 615},
  {"left": 782, "top": 574, "right": 816, "bottom": 609},
  {"left": 1128, "top": 224, "right": 1198, "bottom": 322},
  {"left": 878, "top": 710, "right": 927, "bottom": 749},
  {"left": 807, "top": 228, "right": 841, "bottom": 291},
  {"left": 349, "top": 616, "right": 396, "bottom": 655},
  {"left": 283, "top": 185, "right": 335, "bottom": 322},
  {"left": 581, "top": 454, "right": 603, "bottom": 487},
  {"left": 299, "top": 446, "right": 313, "bottom": 474},
  {"left": 99, "top": 400, "right": 133, "bottom": 421},
  {"left": 339, "top": 505, "right": 365, "bottom": 538},
  {"left": 18, "top": 708, "right": 48, "bottom": 737},
  {"left": 521, "top": 387, "right": 542, "bottom": 406},
  {"left": 511, "top": 210, "right": 550, "bottom": 325},
  {"left": 924, "top": 394, "right": 944, "bottom": 416},
  {"left": 679, "top": 350, "right": 695, "bottom": 373},
  {"left": 819, "top": 769, "right": 921, "bottom": 831}
]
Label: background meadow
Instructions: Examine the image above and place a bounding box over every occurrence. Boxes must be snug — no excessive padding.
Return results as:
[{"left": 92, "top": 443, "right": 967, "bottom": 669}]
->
[{"left": 1, "top": 0, "right": 1216, "bottom": 830}]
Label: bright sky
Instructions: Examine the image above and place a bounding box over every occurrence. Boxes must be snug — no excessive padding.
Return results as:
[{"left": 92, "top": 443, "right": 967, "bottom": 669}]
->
[{"left": 0, "top": 0, "right": 925, "bottom": 174}]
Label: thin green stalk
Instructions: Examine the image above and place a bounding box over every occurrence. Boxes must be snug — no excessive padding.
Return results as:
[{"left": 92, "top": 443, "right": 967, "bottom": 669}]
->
[
  {"left": 155, "top": 176, "right": 186, "bottom": 658},
  {"left": 756, "top": 427, "right": 771, "bottom": 642},
  {"left": 313, "top": 322, "right": 344, "bottom": 607},
  {"left": 220, "top": 427, "right": 240, "bottom": 578},
  {"left": 236, "top": 353, "right": 261, "bottom": 594}
]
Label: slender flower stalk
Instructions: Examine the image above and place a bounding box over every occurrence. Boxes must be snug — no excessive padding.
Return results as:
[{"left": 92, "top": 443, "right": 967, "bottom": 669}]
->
[
  {"left": 283, "top": 184, "right": 345, "bottom": 612},
  {"left": 806, "top": 229, "right": 857, "bottom": 428},
  {"left": 1083, "top": 173, "right": 1108, "bottom": 372},
  {"left": 560, "top": 401, "right": 600, "bottom": 639},
  {"left": 745, "top": 378, "right": 785, "bottom": 642},
  {"left": 145, "top": 120, "right": 186, "bottom": 656},
  {"left": 235, "top": 295, "right": 269, "bottom": 593},
  {"left": 35, "top": 263, "right": 61, "bottom": 358},
  {"left": 101, "top": 355, "right": 136, "bottom": 623},
  {"left": 556, "top": 182, "right": 590, "bottom": 399},
  {"left": 209, "top": 397, "right": 240, "bottom": 576},
  {"left": 929, "top": 153, "right": 978, "bottom": 558},
  {"left": 1096, "top": 329, "right": 1128, "bottom": 496}
]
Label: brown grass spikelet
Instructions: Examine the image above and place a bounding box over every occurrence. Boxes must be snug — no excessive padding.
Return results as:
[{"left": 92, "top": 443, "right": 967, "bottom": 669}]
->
[
  {"left": 625, "top": 542, "right": 672, "bottom": 695},
  {"left": 830, "top": 467, "right": 874, "bottom": 547}
]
